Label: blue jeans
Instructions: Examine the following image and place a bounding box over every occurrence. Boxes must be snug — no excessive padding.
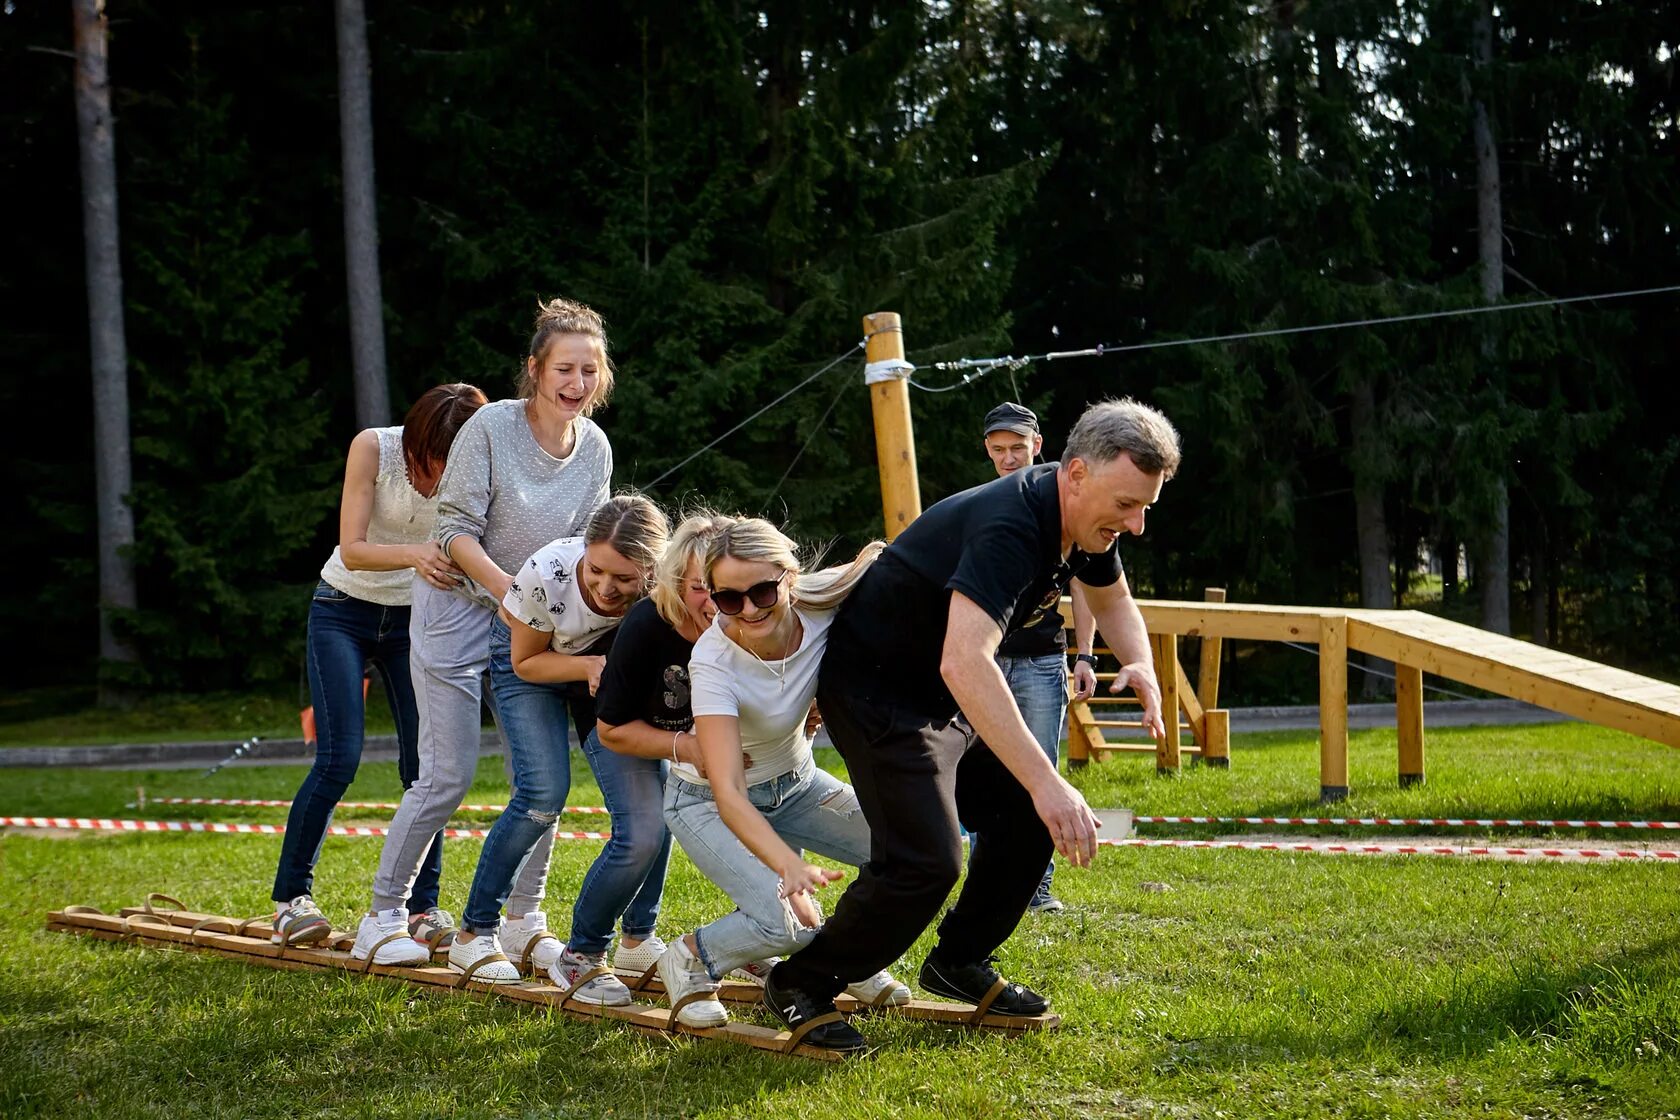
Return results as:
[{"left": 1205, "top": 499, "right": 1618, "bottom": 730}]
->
[
  {"left": 995, "top": 652, "right": 1068, "bottom": 897},
  {"left": 462, "top": 618, "right": 574, "bottom": 933},
  {"left": 567, "top": 730, "right": 673, "bottom": 955},
  {"left": 274, "top": 582, "right": 442, "bottom": 908},
  {"left": 664, "top": 761, "right": 870, "bottom": 981}
]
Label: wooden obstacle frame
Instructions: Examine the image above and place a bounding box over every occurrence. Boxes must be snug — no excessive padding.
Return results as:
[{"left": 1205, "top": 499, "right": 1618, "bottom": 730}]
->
[{"left": 45, "top": 896, "right": 1059, "bottom": 1062}]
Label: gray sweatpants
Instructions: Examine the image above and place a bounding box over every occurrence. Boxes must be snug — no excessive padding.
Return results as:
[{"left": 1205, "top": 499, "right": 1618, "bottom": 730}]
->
[{"left": 370, "top": 579, "right": 556, "bottom": 915}]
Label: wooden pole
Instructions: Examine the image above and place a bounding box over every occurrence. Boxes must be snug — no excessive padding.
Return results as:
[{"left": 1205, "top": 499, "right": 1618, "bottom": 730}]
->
[
  {"left": 1396, "top": 663, "right": 1425, "bottom": 787},
  {"left": 1319, "top": 614, "right": 1350, "bottom": 802},
  {"left": 1152, "top": 632, "right": 1182, "bottom": 776},
  {"left": 862, "top": 312, "right": 921, "bottom": 539}
]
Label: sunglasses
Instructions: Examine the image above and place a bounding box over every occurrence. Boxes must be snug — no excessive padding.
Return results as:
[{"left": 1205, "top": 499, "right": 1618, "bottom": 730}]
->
[{"left": 709, "top": 570, "right": 789, "bottom": 616}]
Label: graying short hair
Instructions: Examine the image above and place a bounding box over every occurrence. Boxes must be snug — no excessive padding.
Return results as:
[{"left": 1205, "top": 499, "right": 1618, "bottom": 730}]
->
[{"left": 1063, "top": 398, "right": 1181, "bottom": 479}]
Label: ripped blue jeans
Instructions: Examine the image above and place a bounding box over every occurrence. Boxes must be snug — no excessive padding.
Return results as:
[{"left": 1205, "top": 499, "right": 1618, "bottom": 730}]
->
[
  {"left": 663, "top": 759, "right": 870, "bottom": 980},
  {"left": 461, "top": 623, "right": 574, "bottom": 934}
]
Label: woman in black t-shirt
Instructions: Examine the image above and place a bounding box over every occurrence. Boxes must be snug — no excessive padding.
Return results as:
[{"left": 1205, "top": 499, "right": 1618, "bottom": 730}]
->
[{"left": 579, "top": 513, "right": 732, "bottom": 979}]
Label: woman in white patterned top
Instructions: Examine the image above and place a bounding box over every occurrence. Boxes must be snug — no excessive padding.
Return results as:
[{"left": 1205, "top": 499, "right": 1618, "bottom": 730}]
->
[
  {"left": 269, "top": 382, "right": 486, "bottom": 948},
  {"left": 353, "top": 299, "right": 616, "bottom": 970}
]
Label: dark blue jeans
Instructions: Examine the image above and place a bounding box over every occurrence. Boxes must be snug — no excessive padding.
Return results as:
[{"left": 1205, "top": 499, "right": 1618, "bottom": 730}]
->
[{"left": 272, "top": 581, "right": 443, "bottom": 908}]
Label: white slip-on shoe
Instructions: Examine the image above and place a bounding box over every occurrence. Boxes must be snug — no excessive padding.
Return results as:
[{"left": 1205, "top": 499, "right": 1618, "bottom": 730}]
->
[
  {"left": 610, "top": 934, "right": 668, "bottom": 975},
  {"left": 350, "top": 908, "right": 430, "bottom": 967},
  {"left": 446, "top": 932, "right": 522, "bottom": 985},
  {"left": 655, "top": 938, "right": 728, "bottom": 1027},
  {"left": 846, "top": 969, "right": 912, "bottom": 1008},
  {"left": 551, "top": 946, "right": 634, "bottom": 1007},
  {"left": 500, "top": 911, "right": 562, "bottom": 972},
  {"left": 272, "top": 895, "right": 332, "bottom": 947}
]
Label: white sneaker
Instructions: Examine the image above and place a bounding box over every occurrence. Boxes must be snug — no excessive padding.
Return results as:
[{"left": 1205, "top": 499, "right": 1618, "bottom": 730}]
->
[
  {"left": 446, "top": 932, "right": 521, "bottom": 985},
  {"left": 350, "top": 908, "right": 430, "bottom": 967},
  {"left": 847, "top": 969, "right": 911, "bottom": 1007},
  {"left": 726, "top": 956, "right": 780, "bottom": 984},
  {"left": 500, "top": 911, "right": 561, "bottom": 972},
  {"left": 611, "top": 933, "right": 668, "bottom": 975},
  {"left": 551, "top": 945, "right": 634, "bottom": 1007},
  {"left": 655, "top": 938, "right": 728, "bottom": 1027},
  {"left": 271, "top": 895, "right": 331, "bottom": 947}
]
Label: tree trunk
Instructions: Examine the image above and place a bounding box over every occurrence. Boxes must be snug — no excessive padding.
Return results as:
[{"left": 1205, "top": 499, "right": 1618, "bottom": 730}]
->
[
  {"left": 1273, "top": 1, "right": 1299, "bottom": 162},
  {"left": 1527, "top": 516, "right": 1550, "bottom": 647},
  {"left": 1350, "top": 375, "right": 1394, "bottom": 697},
  {"left": 72, "top": 0, "right": 139, "bottom": 703},
  {"left": 1470, "top": 0, "right": 1510, "bottom": 635},
  {"left": 336, "top": 0, "right": 389, "bottom": 428}
]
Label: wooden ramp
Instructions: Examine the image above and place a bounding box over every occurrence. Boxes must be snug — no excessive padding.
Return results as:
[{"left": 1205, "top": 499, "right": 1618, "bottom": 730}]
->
[{"left": 1074, "top": 598, "right": 1680, "bottom": 802}]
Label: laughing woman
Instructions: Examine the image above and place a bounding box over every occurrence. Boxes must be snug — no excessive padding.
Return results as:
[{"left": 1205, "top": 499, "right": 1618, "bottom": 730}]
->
[
  {"left": 353, "top": 299, "right": 614, "bottom": 969},
  {"left": 443, "top": 494, "right": 670, "bottom": 995},
  {"left": 653, "top": 518, "right": 908, "bottom": 1045}
]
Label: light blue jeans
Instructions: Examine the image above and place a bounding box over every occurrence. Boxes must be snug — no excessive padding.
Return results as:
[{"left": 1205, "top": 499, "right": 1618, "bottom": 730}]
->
[
  {"left": 567, "top": 729, "right": 673, "bottom": 955},
  {"left": 996, "top": 652, "right": 1068, "bottom": 896},
  {"left": 664, "top": 761, "right": 869, "bottom": 981}
]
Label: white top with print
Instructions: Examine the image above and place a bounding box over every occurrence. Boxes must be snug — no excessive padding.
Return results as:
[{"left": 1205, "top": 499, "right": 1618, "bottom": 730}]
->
[{"left": 501, "top": 537, "right": 627, "bottom": 654}]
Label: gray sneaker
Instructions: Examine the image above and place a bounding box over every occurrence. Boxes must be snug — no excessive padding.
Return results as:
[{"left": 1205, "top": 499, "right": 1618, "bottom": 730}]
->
[{"left": 550, "top": 946, "right": 634, "bottom": 1007}]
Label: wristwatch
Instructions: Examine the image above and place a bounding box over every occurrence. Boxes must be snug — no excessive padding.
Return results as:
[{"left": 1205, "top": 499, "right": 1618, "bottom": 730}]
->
[{"left": 1074, "top": 653, "right": 1099, "bottom": 667}]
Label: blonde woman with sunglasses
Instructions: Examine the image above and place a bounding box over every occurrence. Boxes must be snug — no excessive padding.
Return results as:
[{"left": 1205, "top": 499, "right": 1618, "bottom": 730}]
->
[{"left": 653, "top": 518, "right": 907, "bottom": 1050}]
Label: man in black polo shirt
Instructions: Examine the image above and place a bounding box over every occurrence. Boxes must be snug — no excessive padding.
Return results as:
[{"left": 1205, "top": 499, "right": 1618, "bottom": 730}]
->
[
  {"left": 980, "top": 402, "right": 1098, "bottom": 914},
  {"left": 764, "top": 398, "right": 1181, "bottom": 1050}
]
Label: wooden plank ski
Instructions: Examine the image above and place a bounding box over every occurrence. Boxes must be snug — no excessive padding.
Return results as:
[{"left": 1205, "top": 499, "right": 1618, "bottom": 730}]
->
[
  {"left": 50, "top": 904, "right": 847, "bottom": 1061},
  {"left": 117, "top": 901, "right": 1061, "bottom": 1032}
]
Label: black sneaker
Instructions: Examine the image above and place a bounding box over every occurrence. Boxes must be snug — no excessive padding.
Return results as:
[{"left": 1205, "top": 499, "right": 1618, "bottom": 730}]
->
[
  {"left": 918, "top": 953, "right": 1050, "bottom": 1017},
  {"left": 763, "top": 971, "right": 868, "bottom": 1053}
]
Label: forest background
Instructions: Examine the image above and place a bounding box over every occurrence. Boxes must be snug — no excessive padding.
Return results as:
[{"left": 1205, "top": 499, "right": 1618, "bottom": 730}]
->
[{"left": 3, "top": 1, "right": 1677, "bottom": 702}]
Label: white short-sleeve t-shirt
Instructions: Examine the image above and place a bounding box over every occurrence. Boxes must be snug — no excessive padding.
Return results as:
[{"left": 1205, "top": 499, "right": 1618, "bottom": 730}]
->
[
  {"left": 502, "top": 537, "right": 626, "bottom": 654},
  {"left": 681, "top": 606, "right": 834, "bottom": 788}
]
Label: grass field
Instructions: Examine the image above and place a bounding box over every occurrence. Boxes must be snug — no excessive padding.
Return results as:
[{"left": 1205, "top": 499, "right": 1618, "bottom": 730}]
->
[{"left": 2, "top": 723, "right": 1677, "bottom": 1118}]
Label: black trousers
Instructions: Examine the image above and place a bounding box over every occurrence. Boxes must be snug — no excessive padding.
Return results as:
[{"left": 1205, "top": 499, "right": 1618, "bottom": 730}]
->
[{"left": 774, "top": 679, "right": 1056, "bottom": 999}]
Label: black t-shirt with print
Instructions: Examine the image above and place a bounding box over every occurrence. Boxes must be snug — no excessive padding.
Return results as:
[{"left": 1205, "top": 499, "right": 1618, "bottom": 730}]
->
[
  {"left": 594, "top": 597, "right": 695, "bottom": 732},
  {"left": 996, "top": 593, "right": 1068, "bottom": 658},
  {"left": 823, "top": 462, "right": 1122, "bottom": 718}
]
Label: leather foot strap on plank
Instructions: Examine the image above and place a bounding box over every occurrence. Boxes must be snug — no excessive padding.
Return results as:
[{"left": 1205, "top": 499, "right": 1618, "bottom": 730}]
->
[
  {"left": 558, "top": 965, "right": 610, "bottom": 1012},
  {"left": 629, "top": 962, "right": 661, "bottom": 993},
  {"left": 669, "top": 988, "right": 721, "bottom": 1022},
  {"left": 455, "top": 952, "right": 513, "bottom": 990},
  {"left": 359, "top": 931, "right": 413, "bottom": 974},
  {"left": 781, "top": 1012, "right": 844, "bottom": 1054},
  {"left": 144, "top": 893, "right": 186, "bottom": 918},
  {"left": 967, "top": 978, "right": 1009, "bottom": 1025},
  {"left": 188, "top": 917, "right": 238, "bottom": 947},
  {"left": 519, "top": 932, "right": 559, "bottom": 972}
]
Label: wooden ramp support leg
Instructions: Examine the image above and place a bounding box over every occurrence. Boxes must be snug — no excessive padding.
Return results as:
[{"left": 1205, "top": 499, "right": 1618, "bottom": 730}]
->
[
  {"left": 1198, "top": 588, "right": 1230, "bottom": 768},
  {"left": 1396, "top": 662, "right": 1425, "bottom": 787},
  {"left": 1152, "top": 632, "right": 1181, "bottom": 776},
  {"left": 1319, "top": 614, "right": 1349, "bottom": 803}
]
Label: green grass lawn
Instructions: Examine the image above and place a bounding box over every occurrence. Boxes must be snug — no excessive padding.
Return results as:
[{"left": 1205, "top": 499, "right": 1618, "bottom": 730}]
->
[
  {"left": 0, "top": 687, "right": 398, "bottom": 747},
  {"left": 1, "top": 724, "right": 1676, "bottom": 1118}
]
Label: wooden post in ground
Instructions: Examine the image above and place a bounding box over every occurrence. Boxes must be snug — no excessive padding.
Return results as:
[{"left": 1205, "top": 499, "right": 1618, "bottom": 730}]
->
[
  {"left": 1396, "top": 663, "right": 1425, "bottom": 787},
  {"left": 862, "top": 311, "right": 921, "bottom": 540},
  {"left": 1197, "top": 587, "right": 1230, "bottom": 767},
  {"left": 1152, "top": 632, "right": 1182, "bottom": 776},
  {"left": 1319, "top": 614, "right": 1350, "bottom": 802}
]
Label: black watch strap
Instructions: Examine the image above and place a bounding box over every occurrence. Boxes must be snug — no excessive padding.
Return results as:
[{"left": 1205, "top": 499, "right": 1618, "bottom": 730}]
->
[{"left": 1074, "top": 653, "right": 1099, "bottom": 667}]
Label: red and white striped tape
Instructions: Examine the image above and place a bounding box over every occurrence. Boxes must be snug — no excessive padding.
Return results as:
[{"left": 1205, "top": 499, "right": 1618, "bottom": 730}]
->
[
  {"left": 1132, "top": 815, "right": 1680, "bottom": 830},
  {"left": 7, "top": 816, "right": 1675, "bottom": 862},
  {"left": 1099, "top": 836, "right": 1678, "bottom": 861},
  {"left": 138, "top": 797, "right": 607, "bottom": 814},
  {"left": 0, "top": 816, "right": 610, "bottom": 841}
]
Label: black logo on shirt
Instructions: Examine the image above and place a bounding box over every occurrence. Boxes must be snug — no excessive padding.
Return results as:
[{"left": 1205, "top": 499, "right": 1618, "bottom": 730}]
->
[{"left": 662, "top": 665, "right": 690, "bottom": 712}]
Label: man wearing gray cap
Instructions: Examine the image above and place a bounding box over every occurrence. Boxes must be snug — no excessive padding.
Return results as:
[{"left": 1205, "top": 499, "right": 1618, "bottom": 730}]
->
[{"left": 979, "top": 403, "right": 1097, "bottom": 914}]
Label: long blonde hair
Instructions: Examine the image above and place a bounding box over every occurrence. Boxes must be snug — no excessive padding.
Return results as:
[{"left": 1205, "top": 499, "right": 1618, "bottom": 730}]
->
[
  {"left": 701, "top": 517, "right": 884, "bottom": 613},
  {"left": 651, "top": 510, "right": 733, "bottom": 630},
  {"left": 584, "top": 493, "right": 669, "bottom": 593}
]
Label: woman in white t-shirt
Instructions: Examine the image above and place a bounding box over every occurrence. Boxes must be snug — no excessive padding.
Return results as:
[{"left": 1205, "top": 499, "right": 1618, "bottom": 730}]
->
[
  {"left": 444, "top": 495, "right": 669, "bottom": 997},
  {"left": 652, "top": 517, "right": 909, "bottom": 1040}
]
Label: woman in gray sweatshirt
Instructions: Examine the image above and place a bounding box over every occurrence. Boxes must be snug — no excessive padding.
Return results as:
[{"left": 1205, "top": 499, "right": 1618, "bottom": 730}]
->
[{"left": 351, "top": 299, "right": 614, "bottom": 968}]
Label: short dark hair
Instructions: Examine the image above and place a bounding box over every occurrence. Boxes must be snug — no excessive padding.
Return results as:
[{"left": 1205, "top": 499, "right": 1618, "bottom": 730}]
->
[{"left": 402, "top": 382, "right": 487, "bottom": 479}]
